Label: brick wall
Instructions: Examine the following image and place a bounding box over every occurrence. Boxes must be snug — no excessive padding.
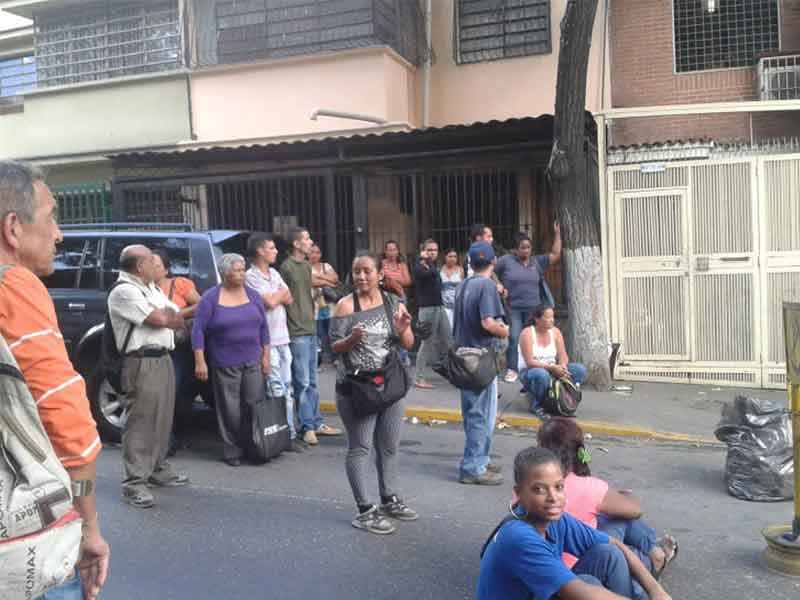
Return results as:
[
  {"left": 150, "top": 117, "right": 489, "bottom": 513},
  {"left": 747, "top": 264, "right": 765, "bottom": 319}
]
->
[{"left": 610, "top": 0, "right": 800, "bottom": 146}]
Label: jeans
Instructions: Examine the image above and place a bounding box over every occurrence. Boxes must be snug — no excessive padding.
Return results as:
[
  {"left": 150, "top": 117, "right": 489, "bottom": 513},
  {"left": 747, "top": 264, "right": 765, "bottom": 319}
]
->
[
  {"left": 268, "top": 343, "right": 296, "bottom": 439},
  {"left": 597, "top": 515, "right": 656, "bottom": 574},
  {"left": 290, "top": 335, "right": 322, "bottom": 433},
  {"left": 316, "top": 317, "right": 333, "bottom": 364},
  {"left": 415, "top": 305, "right": 451, "bottom": 381},
  {"left": 459, "top": 377, "right": 498, "bottom": 477},
  {"left": 573, "top": 543, "right": 644, "bottom": 600},
  {"left": 38, "top": 571, "right": 82, "bottom": 600},
  {"left": 520, "top": 363, "right": 588, "bottom": 412},
  {"left": 506, "top": 308, "right": 533, "bottom": 373}
]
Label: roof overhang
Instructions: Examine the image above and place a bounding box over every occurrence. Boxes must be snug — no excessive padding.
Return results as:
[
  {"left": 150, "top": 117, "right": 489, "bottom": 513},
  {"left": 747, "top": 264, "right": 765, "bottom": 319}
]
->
[
  {"left": 1, "top": 0, "right": 87, "bottom": 19},
  {"left": 110, "top": 116, "right": 566, "bottom": 168}
]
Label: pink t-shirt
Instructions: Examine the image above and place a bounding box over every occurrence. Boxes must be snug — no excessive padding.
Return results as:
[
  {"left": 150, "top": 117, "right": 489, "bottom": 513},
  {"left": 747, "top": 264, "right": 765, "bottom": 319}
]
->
[{"left": 563, "top": 473, "right": 609, "bottom": 568}]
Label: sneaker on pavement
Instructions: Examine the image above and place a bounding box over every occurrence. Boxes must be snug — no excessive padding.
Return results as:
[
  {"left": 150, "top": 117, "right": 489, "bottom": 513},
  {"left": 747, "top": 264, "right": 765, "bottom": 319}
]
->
[
  {"left": 486, "top": 463, "right": 503, "bottom": 474},
  {"left": 122, "top": 485, "right": 155, "bottom": 508},
  {"left": 287, "top": 439, "right": 306, "bottom": 453},
  {"left": 352, "top": 506, "right": 396, "bottom": 535},
  {"left": 504, "top": 370, "right": 518, "bottom": 383},
  {"left": 303, "top": 430, "right": 318, "bottom": 445},
  {"left": 459, "top": 471, "right": 504, "bottom": 486},
  {"left": 148, "top": 465, "right": 190, "bottom": 487},
  {"left": 379, "top": 496, "right": 419, "bottom": 521},
  {"left": 316, "top": 424, "right": 342, "bottom": 436}
]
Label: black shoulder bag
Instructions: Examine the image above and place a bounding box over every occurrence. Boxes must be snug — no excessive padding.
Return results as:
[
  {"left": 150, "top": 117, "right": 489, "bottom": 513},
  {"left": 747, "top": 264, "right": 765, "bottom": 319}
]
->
[{"left": 339, "top": 292, "right": 411, "bottom": 417}]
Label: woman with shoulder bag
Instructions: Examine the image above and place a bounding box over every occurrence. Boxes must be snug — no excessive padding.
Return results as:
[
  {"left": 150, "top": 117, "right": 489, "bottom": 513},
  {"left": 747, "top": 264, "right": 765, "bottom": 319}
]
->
[
  {"left": 518, "top": 305, "right": 586, "bottom": 417},
  {"left": 330, "top": 252, "right": 416, "bottom": 535},
  {"left": 153, "top": 249, "right": 201, "bottom": 450}
]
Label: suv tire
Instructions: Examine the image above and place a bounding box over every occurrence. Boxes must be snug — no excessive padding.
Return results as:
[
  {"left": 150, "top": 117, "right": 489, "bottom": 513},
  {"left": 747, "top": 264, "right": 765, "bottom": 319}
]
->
[{"left": 87, "top": 365, "right": 126, "bottom": 444}]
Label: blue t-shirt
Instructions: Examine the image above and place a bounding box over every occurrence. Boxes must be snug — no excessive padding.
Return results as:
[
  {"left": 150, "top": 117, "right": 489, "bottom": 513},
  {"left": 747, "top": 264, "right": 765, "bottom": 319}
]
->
[
  {"left": 495, "top": 254, "right": 550, "bottom": 310},
  {"left": 452, "top": 276, "right": 505, "bottom": 348},
  {"left": 477, "top": 513, "right": 610, "bottom": 600}
]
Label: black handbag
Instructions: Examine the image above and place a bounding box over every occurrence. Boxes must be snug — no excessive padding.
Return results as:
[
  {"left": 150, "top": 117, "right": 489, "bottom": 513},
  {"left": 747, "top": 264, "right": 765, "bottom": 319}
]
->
[
  {"left": 340, "top": 292, "right": 411, "bottom": 417},
  {"left": 322, "top": 284, "right": 345, "bottom": 305},
  {"left": 434, "top": 345, "right": 499, "bottom": 392}
]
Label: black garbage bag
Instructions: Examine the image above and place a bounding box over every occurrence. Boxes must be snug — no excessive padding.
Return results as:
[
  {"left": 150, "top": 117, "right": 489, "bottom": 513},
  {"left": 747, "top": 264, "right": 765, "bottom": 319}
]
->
[{"left": 714, "top": 396, "right": 794, "bottom": 502}]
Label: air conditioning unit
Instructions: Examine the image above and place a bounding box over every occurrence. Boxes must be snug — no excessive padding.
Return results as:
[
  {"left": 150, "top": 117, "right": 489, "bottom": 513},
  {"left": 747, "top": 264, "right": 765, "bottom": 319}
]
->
[{"left": 759, "top": 55, "right": 800, "bottom": 100}]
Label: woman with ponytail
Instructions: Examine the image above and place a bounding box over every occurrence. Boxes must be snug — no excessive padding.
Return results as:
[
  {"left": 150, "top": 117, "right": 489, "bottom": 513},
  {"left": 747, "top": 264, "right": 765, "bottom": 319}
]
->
[{"left": 536, "top": 418, "right": 679, "bottom": 581}]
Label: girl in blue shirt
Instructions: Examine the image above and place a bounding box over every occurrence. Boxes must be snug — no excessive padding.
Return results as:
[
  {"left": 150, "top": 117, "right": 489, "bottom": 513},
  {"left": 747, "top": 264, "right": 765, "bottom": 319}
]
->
[{"left": 477, "top": 447, "right": 671, "bottom": 600}]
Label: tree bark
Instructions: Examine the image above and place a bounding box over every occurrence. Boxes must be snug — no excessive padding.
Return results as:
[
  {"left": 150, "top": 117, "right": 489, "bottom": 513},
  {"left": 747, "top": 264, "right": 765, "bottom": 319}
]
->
[{"left": 548, "top": 0, "right": 611, "bottom": 388}]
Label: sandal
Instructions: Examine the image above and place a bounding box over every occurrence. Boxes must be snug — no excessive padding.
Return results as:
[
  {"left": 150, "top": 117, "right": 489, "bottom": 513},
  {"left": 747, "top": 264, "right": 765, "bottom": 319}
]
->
[
  {"left": 414, "top": 380, "right": 435, "bottom": 390},
  {"left": 653, "top": 534, "right": 679, "bottom": 580}
]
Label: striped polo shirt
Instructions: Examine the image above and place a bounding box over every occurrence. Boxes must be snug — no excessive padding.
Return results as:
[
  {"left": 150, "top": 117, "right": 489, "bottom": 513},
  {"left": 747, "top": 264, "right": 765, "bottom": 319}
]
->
[{"left": 0, "top": 265, "right": 101, "bottom": 468}]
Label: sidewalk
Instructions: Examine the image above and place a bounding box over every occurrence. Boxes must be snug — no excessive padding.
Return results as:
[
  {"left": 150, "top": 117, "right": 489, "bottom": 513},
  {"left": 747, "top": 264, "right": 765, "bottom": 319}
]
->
[{"left": 317, "top": 369, "right": 787, "bottom": 444}]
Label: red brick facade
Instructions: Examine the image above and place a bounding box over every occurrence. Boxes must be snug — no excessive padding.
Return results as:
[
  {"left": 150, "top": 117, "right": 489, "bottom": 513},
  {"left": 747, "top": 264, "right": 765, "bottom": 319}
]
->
[{"left": 610, "top": 0, "right": 800, "bottom": 146}]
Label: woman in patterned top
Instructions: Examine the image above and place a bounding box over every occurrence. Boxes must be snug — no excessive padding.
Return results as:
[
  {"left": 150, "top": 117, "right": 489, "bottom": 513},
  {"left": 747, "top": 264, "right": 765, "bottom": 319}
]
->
[
  {"left": 330, "top": 252, "right": 416, "bottom": 535},
  {"left": 439, "top": 248, "right": 463, "bottom": 330}
]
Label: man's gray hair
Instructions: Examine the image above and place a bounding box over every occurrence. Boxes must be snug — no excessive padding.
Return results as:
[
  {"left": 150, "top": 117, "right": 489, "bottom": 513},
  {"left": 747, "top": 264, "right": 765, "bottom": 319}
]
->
[
  {"left": 0, "top": 161, "right": 46, "bottom": 224},
  {"left": 218, "top": 253, "right": 245, "bottom": 277}
]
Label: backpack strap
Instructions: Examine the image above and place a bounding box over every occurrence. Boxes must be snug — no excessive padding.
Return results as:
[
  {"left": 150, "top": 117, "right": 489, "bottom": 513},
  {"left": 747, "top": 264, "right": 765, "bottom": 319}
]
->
[
  {"left": 108, "top": 280, "right": 144, "bottom": 355},
  {"left": 167, "top": 278, "right": 177, "bottom": 301}
]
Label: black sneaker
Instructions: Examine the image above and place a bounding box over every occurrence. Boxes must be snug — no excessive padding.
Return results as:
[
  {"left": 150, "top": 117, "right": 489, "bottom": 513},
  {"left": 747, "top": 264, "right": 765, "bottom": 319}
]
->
[
  {"left": 287, "top": 439, "right": 306, "bottom": 453},
  {"left": 351, "top": 506, "right": 396, "bottom": 535},
  {"left": 379, "top": 496, "right": 419, "bottom": 521}
]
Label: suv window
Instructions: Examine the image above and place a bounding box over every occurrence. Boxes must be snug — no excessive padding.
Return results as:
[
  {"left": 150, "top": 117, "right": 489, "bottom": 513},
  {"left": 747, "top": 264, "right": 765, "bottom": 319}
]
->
[
  {"left": 41, "top": 237, "right": 87, "bottom": 289},
  {"left": 102, "top": 236, "right": 192, "bottom": 290},
  {"left": 191, "top": 238, "right": 218, "bottom": 293},
  {"left": 78, "top": 240, "right": 101, "bottom": 289}
]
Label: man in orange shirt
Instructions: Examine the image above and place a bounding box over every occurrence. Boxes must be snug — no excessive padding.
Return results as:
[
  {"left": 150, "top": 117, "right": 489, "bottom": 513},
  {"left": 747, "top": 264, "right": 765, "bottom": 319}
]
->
[{"left": 0, "top": 161, "right": 109, "bottom": 600}]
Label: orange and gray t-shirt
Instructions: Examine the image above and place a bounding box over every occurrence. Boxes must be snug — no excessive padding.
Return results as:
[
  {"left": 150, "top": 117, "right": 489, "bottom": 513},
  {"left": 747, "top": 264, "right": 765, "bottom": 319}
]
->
[{"left": 0, "top": 265, "right": 101, "bottom": 468}]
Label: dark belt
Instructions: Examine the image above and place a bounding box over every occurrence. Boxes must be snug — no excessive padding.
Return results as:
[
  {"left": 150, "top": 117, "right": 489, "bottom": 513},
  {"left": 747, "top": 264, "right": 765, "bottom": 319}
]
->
[{"left": 125, "top": 346, "right": 168, "bottom": 358}]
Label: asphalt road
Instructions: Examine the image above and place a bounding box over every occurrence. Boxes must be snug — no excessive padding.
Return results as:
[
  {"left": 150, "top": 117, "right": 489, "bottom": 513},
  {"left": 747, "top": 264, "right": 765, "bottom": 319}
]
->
[{"left": 92, "top": 414, "right": 800, "bottom": 600}]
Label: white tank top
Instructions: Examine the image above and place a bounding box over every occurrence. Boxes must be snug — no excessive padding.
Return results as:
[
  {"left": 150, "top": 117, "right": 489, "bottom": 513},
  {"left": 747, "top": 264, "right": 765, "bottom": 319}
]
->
[{"left": 518, "top": 328, "right": 557, "bottom": 372}]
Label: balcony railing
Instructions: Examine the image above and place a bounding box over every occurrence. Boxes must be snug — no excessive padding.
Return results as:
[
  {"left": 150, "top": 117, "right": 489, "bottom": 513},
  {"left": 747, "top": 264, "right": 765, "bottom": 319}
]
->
[{"left": 759, "top": 54, "right": 800, "bottom": 101}]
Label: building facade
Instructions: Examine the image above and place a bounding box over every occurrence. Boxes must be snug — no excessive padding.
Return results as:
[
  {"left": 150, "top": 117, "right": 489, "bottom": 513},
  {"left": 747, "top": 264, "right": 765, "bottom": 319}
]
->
[{"left": 601, "top": 0, "right": 800, "bottom": 388}]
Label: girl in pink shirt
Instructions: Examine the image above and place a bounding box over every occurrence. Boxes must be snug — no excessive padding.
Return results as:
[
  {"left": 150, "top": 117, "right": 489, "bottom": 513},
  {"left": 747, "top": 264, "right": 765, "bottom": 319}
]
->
[{"left": 537, "top": 418, "right": 678, "bottom": 580}]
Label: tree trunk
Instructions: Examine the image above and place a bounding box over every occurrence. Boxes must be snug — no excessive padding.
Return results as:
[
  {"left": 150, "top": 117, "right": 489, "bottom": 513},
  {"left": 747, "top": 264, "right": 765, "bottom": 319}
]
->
[{"left": 548, "top": 0, "right": 611, "bottom": 388}]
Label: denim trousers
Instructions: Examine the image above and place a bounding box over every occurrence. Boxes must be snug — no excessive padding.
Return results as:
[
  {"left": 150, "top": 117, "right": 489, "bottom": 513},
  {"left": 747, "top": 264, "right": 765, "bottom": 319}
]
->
[
  {"left": 572, "top": 543, "right": 644, "bottom": 600},
  {"left": 459, "top": 377, "right": 498, "bottom": 477},
  {"left": 267, "top": 343, "right": 296, "bottom": 440},
  {"left": 37, "top": 571, "right": 82, "bottom": 600},
  {"left": 520, "top": 363, "right": 588, "bottom": 411},
  {"left": 289, "top": 335, "right": 322, "bottom": 433},
  {"left": 597, "top": 515, "right": 656, "bottom": 574},
  {"left": 415, "top": 305, "right": 451, "bottom": 381},
  {"left": 506, "top": 308, "right": 533, "bottom": 373},
  {"left": 316, "top": 317, "right": 333, "bottom": 364}
]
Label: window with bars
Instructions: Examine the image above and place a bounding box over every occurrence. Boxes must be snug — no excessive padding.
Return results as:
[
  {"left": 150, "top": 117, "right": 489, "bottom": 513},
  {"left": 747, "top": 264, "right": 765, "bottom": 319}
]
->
[
  {"left": 34, "top": 0, "right": 183, "bottom": 89},
  {"left": 0, "top": 55, "right": 37, "bottom": 97},
  {"left": 455, "top": 0, "right": 551, "bottom": 65},
  {"left": 673, "top": 0, "right": 780, "bottom": 73}
]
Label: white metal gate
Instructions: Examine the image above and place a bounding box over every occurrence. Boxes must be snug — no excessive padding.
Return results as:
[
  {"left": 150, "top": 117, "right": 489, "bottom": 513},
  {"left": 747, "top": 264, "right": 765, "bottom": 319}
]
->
[{"left": 607, "top": 155, "right": 800, "bottom": 389}]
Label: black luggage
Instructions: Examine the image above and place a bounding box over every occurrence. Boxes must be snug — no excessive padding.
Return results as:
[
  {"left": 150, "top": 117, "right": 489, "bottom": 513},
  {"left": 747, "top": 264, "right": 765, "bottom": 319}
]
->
[{"left": 248, "top": 394, "right": 291, "bottom": 463}]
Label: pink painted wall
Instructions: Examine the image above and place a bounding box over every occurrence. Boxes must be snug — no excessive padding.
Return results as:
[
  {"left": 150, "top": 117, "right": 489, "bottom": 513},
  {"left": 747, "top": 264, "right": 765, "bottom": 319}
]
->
[{"left": 190, "top": 48, "right": 417, "bottom": 144}]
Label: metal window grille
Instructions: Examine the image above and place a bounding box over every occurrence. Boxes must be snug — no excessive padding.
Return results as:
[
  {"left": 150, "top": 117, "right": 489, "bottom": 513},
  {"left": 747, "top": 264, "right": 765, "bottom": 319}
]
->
[
  {"left": 213, "top": 0, "right": 424, "bottom": 66},
  {"left": 455, "top": 0, "right": 551, "bottom": 65},
  {"left": 0, "top": 55, "right": 37, "bottom": 97},
  {"left": 34, "top": 0, "right": 183, "bottom": 89},
  {"left": 673, "top": 0, "right": 779, "bottom": 73},
  {"left": 759, "top": 54, "right": 800, "bottom": 99},
  {"left": 53, "top": 182, "right": 113, "bottom": 224}
]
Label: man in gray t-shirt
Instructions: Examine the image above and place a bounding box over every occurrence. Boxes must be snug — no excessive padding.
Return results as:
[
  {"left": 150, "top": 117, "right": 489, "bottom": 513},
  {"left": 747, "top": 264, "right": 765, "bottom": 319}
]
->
[{"left": 246, "top": 233, "right": 305, "bottom": 452}]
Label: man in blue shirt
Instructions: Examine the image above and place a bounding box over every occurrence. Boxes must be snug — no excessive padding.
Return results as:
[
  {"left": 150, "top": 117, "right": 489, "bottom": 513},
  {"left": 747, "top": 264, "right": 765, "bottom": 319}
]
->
[{"left": 453, "top": 241, "right": 508, "bottom": 485}]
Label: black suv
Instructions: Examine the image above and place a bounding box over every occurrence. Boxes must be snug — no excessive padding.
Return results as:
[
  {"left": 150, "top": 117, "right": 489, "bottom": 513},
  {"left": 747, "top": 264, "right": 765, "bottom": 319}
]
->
[{"left": 42, "top": 224, "right": 250, "bottom": 442}]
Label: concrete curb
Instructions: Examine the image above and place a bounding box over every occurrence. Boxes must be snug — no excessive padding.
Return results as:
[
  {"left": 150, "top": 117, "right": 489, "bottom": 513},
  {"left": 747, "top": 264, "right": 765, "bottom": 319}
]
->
[{"left": 319, "top": 401, "right": 720, "bottom": 446}]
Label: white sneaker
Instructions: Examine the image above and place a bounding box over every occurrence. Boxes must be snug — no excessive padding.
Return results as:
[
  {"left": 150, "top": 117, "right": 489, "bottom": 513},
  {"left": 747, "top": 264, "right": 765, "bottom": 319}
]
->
[
  {"left": 303, "top": 430, "right": 318, "bottom": 445},
  {"left": 504, "top": 370, "right": 518, "bottom": 383}
]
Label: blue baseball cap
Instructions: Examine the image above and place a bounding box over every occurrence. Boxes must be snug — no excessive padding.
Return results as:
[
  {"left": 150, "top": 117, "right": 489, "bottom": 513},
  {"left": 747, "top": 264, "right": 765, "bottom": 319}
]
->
[{"left": 468, "top": 241, "right": 495, "bottom": 269}]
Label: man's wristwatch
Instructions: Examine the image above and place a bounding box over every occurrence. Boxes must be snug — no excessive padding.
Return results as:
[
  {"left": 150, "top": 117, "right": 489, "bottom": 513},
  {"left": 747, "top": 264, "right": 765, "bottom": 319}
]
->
[{"left": 71, "top": 479, "right": 94, "bottom": 497}]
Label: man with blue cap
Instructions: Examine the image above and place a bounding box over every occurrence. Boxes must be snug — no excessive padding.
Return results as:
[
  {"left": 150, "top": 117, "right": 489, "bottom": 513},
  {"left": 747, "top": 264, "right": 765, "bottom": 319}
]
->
[{"left": 452, "top": 241, "right": 509, "bottom": 485}]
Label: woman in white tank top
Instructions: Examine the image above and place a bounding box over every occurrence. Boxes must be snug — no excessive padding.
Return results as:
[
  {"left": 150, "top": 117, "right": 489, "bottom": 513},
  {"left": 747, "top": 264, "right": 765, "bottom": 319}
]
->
[{"left": 517, "top": 305, "right": 587, "bottom": 415}]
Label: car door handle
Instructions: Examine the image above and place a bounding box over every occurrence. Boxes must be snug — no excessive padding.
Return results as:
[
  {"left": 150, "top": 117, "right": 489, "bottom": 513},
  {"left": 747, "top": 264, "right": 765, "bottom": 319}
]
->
[{"left": 68, "top": 303, "right": 86, "bottom": 311}]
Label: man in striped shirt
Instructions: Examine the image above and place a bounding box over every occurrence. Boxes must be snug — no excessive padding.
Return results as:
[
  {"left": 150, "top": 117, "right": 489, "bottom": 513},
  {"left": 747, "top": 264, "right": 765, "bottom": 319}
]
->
[{"left": 0, "top": 161, "right": 109, "bottom": 600}]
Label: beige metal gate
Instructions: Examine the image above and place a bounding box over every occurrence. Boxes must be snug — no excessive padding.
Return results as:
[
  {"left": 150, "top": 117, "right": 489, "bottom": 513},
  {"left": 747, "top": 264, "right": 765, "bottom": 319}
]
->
[{"left": 606, "top": 156, "right": 800, "bottom": 389}]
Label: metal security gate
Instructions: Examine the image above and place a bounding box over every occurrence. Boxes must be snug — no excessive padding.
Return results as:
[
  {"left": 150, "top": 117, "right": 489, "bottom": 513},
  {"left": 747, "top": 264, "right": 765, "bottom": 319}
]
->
[{"left": 606, "top": 156, "right": 789, "bottom": 388}]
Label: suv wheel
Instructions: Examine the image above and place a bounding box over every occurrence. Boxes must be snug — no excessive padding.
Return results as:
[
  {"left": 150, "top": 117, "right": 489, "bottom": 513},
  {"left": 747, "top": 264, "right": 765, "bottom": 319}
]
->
[{"left": 88, "top": 366, "right": 126, "bottom": 443}]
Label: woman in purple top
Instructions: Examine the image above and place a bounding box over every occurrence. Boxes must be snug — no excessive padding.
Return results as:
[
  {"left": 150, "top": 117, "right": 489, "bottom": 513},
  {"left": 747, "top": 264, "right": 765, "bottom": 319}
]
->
[{"left": 192, "top": 253, "right": 270, "bottom": 466}]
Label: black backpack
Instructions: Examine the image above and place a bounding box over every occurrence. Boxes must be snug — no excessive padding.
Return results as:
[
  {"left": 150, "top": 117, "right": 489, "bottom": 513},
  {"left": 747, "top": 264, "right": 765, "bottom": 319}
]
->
[
  {"left": 100, "top": 281, "right": 143, "bottom": 394},
  {"left": 541, "top": 377, "right": 582, "bottom": 417}
]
